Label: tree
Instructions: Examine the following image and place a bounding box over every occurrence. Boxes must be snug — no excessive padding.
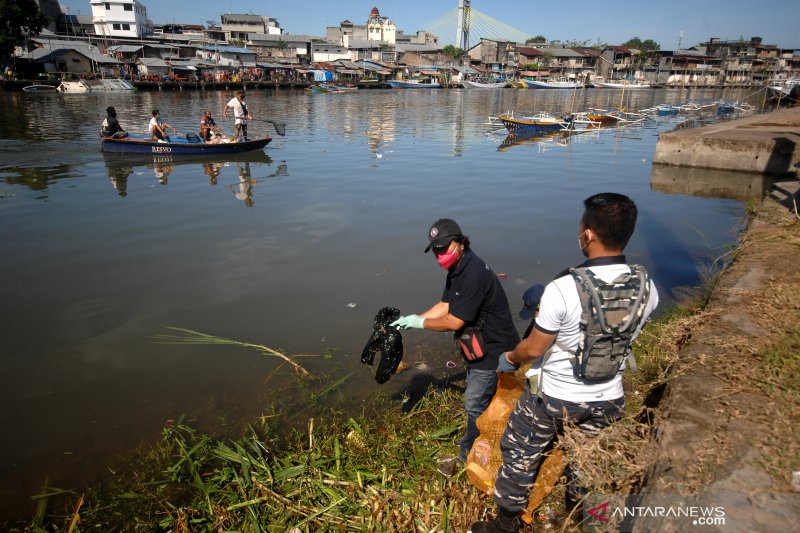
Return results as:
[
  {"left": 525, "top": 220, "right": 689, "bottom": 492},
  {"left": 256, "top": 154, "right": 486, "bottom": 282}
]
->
[
  {"left": 0, "top": 0, "right": 47, "bottom": 65},
  {"left": 442, "top": 45, "right": 465, "bottom": 58},
  {"left": 622, "top": 37, "right": 659, "bottom": 51},
  {"left": 526, "top": 35, "right": 546, "bottom": 44},
  {"left": 641, "top": 39, "right": 660, "bottom": 51}
]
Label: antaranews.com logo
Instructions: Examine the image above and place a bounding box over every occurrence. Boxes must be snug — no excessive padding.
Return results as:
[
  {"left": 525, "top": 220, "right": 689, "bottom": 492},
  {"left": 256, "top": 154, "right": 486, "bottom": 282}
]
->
[{"left": 583, "top": 494, "right": 726, "bottom": 532}]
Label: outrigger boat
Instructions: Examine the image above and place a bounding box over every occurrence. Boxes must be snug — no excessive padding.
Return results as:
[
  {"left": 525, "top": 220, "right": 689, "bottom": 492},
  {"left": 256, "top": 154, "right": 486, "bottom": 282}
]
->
[
  {"left": 101, "top": 134, "right": 271, "bottom": 155},
  {"left": 498, "top": 112, "right": 565, "bottom": 133}
]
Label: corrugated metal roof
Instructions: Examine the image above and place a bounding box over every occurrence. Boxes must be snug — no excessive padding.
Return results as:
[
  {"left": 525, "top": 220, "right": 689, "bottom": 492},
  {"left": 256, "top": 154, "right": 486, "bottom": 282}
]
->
[
  {"left": 395, "top": 43, "right": 440, "bottom": 53},
  {"left": 543, "top": 47, "right": 584, "bottom": 58},
  {"left": 21, "top": 45, "right": 118, "bottom": 64},
  {"left": 453, "top": 65, "right": 479, "bottom": 74},
  {"left": 108, "top": 45, "right": 143, "bottom": 53},
  {"left": 138, "top": 57, "right": 169, "bottom": 67},
  {"left": 517, "top": 47, "right": 544, "bottom": 56}
]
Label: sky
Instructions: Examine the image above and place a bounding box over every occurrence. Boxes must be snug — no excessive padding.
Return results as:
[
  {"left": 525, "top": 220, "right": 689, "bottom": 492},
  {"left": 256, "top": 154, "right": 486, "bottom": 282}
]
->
[{"left": 57, "top": 0, "right": 800, "bottom": 50}]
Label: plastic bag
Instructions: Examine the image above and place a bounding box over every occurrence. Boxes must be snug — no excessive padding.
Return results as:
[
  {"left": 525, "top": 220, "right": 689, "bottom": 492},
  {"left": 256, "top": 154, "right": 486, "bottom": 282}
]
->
[
  {"left": 466, "top": 372, "right": 564, "bottom": 523},
  {"left": 360, "top": 307, "right": 404, "bottom": 384}
]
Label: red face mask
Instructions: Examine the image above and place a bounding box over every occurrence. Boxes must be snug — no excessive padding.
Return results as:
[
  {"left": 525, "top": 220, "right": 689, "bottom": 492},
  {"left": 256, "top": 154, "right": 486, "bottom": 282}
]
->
[{"left": 436, "top": 246, "right": 461, "bottom": 270}]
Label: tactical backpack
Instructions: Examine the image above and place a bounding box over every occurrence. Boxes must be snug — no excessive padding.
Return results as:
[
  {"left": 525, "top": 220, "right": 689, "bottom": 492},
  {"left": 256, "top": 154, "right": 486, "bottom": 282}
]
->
[{"left": 556, "top": 265, "right": 651, "bottom": 382}]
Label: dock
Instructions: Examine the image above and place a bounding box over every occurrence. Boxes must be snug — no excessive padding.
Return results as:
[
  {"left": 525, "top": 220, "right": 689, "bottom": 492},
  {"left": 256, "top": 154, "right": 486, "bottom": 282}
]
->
[{"left": 653, "top": 107, "right": 800, "bottom": 178}]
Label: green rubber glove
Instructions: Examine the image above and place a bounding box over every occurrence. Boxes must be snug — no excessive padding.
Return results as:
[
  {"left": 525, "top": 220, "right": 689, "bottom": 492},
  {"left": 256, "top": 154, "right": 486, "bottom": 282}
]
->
[{"left": 390, "top": 315, "right": 425, "bottom": 330}]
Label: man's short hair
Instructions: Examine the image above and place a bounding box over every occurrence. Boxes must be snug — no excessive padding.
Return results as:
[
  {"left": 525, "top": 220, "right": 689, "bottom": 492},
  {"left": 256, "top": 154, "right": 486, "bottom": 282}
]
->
[
  {"left": 237, "top": 91, "right": 245, "bottom": 97},
  {"left": 152, "top": 109, "right": 159, "bottom": 117},
  {"left": 581, "top": 193, "right": 638, "bottom": 250}
]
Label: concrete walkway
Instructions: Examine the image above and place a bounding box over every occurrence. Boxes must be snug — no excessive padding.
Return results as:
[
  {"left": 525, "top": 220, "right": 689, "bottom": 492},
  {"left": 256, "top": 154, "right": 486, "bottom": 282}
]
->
[{"left": 653, "top": 107, "right": 800, "bottom": 177}]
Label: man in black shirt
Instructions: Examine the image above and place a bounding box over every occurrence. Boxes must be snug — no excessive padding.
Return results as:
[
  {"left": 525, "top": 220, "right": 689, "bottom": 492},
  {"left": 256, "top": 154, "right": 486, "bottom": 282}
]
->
[
  {"left": 101, "top": 106, "right": 126, "bottom": 138},
  {"left": 392, "top": 219, "right": 520, "bottom": 467}
]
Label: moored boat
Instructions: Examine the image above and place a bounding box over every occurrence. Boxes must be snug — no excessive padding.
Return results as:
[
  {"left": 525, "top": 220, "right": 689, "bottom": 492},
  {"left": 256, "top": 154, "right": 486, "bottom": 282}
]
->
[
  {"left": 387, "top": 79, "right": 441, "bottom": 88},
  {"left": 522, "top": 79, "right": 582, "bottom": 89},
  {"left": 593, "top": 80, "right": 651, "bottom": 89},
  {"left": 497, "top": 112, "right": 565, "bottom": 133},
  {"left": 102, "top": 134, "right": 271, "bottom": 155},
  {"left": 58, "top": 79, "right": 136, "bottom": 93},
  {"left": 768, "top": 78, "right": 799, "bottom": 102},
  {"left": 305, "top": 83, "right": 358, "bottom": 93},
  {"left": 462, "top": 79, "right": 507, "bottom": 89},
  {"left": 22, "top": 84, "right": 57, "bottom": 92}
]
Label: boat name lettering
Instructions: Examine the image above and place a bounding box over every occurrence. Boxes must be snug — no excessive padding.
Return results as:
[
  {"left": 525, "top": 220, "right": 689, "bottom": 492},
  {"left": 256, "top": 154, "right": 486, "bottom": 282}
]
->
[{"left": 152, "top": 146, "right": 172, "bottom": 153}]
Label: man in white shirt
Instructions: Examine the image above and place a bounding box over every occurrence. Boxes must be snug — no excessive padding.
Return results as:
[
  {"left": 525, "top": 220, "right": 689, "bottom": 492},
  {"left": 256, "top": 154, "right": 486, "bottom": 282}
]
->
[
  {"left": 148, "top": 109, "right": 176, "bottom": 142},
  {"left": 469, "top": 192, "right": 659, "bottom": 533},
  {"left": 222, "top": 91, "right": 253, "bottom": 141}
]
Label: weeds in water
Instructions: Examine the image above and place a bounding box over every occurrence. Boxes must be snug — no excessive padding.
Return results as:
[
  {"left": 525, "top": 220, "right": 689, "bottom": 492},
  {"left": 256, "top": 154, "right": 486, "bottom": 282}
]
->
[{"left": 152, "top": 326, "right": 317, "bottom": 376}]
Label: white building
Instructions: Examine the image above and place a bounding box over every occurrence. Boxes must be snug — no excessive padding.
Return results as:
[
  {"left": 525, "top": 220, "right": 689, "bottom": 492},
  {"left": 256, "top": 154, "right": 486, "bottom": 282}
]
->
[
  {"left": 366, "top": 7, "right": 395, "bottom": 45},
  {"left": 221, "top": 14, "right": 281, "bottom": 42},
  {"left": 91, "top": 0, "right": 153, "bottom": 39}
]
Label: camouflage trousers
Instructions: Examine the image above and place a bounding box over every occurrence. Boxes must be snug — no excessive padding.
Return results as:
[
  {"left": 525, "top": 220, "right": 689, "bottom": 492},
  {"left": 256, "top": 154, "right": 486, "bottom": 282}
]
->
[{"left": 493, "top": 387, "right": 625, "bottom": 512}]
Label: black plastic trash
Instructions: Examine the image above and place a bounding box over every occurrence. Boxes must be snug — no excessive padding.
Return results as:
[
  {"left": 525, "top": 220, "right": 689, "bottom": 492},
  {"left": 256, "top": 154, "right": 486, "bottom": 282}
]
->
[{"left": 361, "top": 307, "right": 404, "bottom": 384}]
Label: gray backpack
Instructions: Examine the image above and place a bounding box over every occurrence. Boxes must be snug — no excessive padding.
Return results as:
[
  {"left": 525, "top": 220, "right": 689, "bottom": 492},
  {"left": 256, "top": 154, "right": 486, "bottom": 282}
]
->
[{"left": 557, "top": 265, "right": 651, "bottom": 382}]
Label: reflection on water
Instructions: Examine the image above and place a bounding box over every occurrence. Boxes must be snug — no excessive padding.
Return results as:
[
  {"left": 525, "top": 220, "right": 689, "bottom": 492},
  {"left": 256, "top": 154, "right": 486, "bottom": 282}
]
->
[
  {"left": 100, "top": 151, "right": 284, "bottom": 202},
  {"left": 650, "top": 164, "right": 777, "bottom": 201},
  {"left": 0, "top": 87, "right": 767, "bottom": 520}
]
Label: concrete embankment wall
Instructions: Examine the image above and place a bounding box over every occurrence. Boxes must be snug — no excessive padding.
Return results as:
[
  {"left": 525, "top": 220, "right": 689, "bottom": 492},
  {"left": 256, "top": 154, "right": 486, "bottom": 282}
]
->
[{"left": 653, "top": 107, "right": 800, "bottom": 177}]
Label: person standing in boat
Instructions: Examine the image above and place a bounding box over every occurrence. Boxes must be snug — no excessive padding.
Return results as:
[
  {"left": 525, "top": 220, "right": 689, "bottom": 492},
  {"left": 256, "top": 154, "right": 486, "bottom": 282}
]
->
[
  {"left": 101, "top": 106, "right": 127, "bottom": 138},
  {"left": 149, "top": 109, "right": 176, "bottom": 142},
  {"left": 222, "top": 91, "right": 253, "bottom": 142}
]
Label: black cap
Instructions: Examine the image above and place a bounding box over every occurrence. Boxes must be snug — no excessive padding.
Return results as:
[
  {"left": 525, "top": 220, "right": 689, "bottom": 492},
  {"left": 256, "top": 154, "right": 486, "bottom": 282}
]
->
[
  {"left": 519, "top": 284, "right": 545, "bottom": 320},
  {"left": 424, "top": 218, "right": 462, "bottom": 253}
]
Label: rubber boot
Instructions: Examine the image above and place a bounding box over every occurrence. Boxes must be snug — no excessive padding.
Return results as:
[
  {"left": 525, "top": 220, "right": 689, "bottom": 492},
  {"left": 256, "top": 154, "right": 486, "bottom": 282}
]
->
[{"left": 468, "top": 507, "right": 520, "bottom": 533}]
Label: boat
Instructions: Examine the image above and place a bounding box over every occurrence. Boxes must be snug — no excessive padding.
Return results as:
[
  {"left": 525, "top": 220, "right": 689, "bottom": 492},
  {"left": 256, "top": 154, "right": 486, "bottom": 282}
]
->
[
  {"left": 305, "top": 83, "right": 358, "bottom": 93},
  {"left": 387, "top": 79, "right": 441, "bottom": 88},
  {"left": 22, "top": 84, "right": 57, "bottom": 92},
  {"left": 57, "top": 79, "right": 136, "bottom": 93},
  {"left": 521, "top": 79, "right": 582, "bottom": 89},
  {"left": 768, "top": 78, "right": 800, "bottom": 102},
  {"left": 593, "top": 80, "right": 651, "bottom": 89},
  {"left": 655, "top": 104, "right": 681, "bottom": 116},
  {"left": 101, "top": 134, "right": 271, "bottom": 155},
  {"left": 584, "top": 108, "right": 645, "bottom": 125},
  {"left": 462, "top": 79, "right": 507, "bottom": 89},
  {"left": 497, "top": 112, "right": 565, "bottom": 133}
]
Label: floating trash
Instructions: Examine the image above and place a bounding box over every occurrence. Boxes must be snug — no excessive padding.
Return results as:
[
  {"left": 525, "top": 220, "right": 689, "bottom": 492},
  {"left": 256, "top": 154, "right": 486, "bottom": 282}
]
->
[{"left": 346, "top": 302, "right": 358, "bottom": 308}]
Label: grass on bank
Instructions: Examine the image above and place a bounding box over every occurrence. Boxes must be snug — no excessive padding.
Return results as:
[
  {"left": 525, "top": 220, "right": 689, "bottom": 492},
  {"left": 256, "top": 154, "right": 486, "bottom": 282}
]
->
[{"left": 18, "top": 302, "right": 708, "bottom": 533}]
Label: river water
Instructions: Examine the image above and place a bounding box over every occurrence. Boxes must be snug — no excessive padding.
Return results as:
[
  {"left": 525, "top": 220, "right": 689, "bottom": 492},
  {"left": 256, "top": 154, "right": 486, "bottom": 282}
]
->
[{"left": 0, "top": 86, "right": 767, "bottom": 518}]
